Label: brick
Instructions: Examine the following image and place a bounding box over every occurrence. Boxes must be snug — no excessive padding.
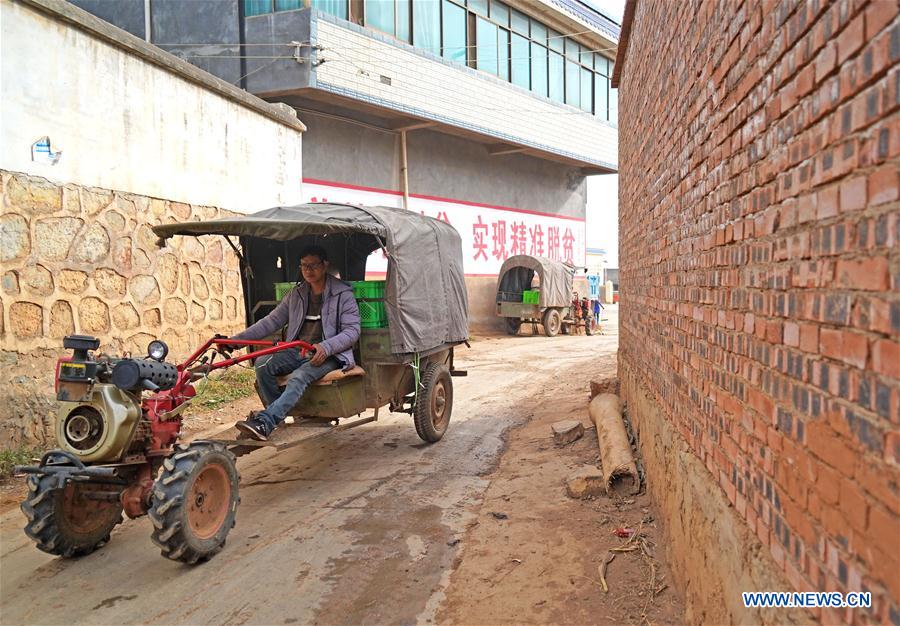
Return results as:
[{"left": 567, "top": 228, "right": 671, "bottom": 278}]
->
[
  {"left": 835, "top": 257, "right": 891, "bottom": 291},
  {"left": 837, "top": 13, "right": 865, "bottom": 64},
  {"left": 784, "top": 321, "right": 800, "bottom": 347},
  {"left": 817, "top": 184, "right": 839, "bottom": 219},
  {"left": 809, "top": 422, "right": 859, "bottom": 474},
  {"left": 839, "top": 176, "right": 867, "bottom": 212},
  {"left": 799, "top": 323, "right": 819, "bottom": 353},
  {"left": 865, "top": 1, "right": 899, "bottom": 40},
  {"left": 616, "top": 0, "right": 900, "bottom": 609},
  {"left": 869, "top": 165, "right": 899, "bottom": 205},
  {"left": 819, "top": 327, "right": 869, "bottom": 369},
  {"left": 856, "top": 461, "right": 900, "bottom": 516},
  {"left": 872, "top": 339, "right": 900, "bottom": 379},
  {"left": 838, "top": 477, "right": 869, "bottom": 534}
]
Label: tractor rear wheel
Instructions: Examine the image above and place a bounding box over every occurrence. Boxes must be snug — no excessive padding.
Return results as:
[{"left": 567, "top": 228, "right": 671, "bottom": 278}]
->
[
  {"left": 414, "top": 362, "right": 453, "bottom": 443},
  {"left": 21, "top": 475, "right": 122, "bottom": 557},
  {"left": 149, "top": 442, "right": 239, "bottom": 564}
]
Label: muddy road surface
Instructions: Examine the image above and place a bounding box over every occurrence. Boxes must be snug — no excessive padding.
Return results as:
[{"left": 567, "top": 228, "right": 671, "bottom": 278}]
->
[{"left": 1, "top": 307, "right": 680, "bottom": 625}]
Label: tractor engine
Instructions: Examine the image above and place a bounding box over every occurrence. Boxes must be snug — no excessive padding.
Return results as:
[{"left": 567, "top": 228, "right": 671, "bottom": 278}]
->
[{"left": 55, "top": 335, "right": 178, "bottom": 463}]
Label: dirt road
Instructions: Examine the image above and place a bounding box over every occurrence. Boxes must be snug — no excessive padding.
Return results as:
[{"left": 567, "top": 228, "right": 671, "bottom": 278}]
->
[{"left": 0, "top": 307, "right": 683, "bottom": 625}]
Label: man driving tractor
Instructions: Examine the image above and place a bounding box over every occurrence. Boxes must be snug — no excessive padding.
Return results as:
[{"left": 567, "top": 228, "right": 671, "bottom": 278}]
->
[{"left": 231, "top": 245, "right": 361, "bottom": 441}]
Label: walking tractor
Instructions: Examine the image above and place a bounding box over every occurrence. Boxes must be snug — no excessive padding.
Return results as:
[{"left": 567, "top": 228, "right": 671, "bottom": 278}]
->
[{"left": 15, "top": 203, "right": 469, "bottom": 564}]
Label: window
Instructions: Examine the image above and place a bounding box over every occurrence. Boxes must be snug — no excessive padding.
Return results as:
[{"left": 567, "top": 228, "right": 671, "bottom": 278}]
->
[
  {"left": 468, "top": 0, "right": 488, "bottom": 16},
  {"left": 565, "top": 59, "right": 580, "bottom": 107},
  {"left": 312, "top": 0, "right": 347, "bottom": 19},
  {"left": 491, "top": 1, "right": 509, "bottom": 27},
  {"left": 442, "top": 0, "right": 467, "bottom": 63},
  {"left": 510, "top": 7, "right": 528, "bottom": 35},
  {"left": 580, "top": 66, "right": 592, "bottom": 113},
  {"left": 413, "top": 0, "right": 441, "bottom": 53},
  {"left": 609, "top": 86, "right": 618, "bottom": 125},
  {"left": 366, "top": 0, "right": 394, "bottom": 34},
  {"left": 245, "top": 0, "right": 271, "bottom": 16},
  {"left": 397, "top": 0, "right": 410, "bottom": 42},
  {"left": 594, "top": 72, "right": 609, "bottom": 119},
  {"left": 549, "top": 50, "right": 564, "bottom": 103},
  {"left": 476, "top": 17, "right": 499, "bottom": 75},
  {"left": 275, "top": 0, "right": 301, "bottom": 10},
  {"left": 548, "top": 28, "right": 563, "bottom": 53},
  {"left": 530, "top": 21, "right": 547, "bottom": 45},
  {"left": 510, "top": 32, "right": 530, "bottom": 89},
  {"left": 365, "top": 0, "right": 410, "bottom": 41},
  {"left": 530, "top": 42, "right": 548, "bottom": 97},
  {"left": 498, "top": 27, "right": 510, "bottom": 81}
]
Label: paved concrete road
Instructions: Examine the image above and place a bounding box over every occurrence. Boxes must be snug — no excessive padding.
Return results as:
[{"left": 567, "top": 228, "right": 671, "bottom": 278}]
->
[{"left": 0, "top": 322, "right": 613, "bottom": 626}]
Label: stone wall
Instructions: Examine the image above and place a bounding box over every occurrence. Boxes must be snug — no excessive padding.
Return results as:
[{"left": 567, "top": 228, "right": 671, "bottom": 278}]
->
[
  {"left": 0, "top": 170, "right": 245, "bottom": 446},
  {"left": 616, "top": 0, "right": 898, "bottom": 623}
]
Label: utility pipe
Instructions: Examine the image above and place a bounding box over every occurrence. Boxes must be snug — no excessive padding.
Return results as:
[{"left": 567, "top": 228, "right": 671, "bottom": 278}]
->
[{"left": 400, "top": 130, "right": 410, "bottom": 210}]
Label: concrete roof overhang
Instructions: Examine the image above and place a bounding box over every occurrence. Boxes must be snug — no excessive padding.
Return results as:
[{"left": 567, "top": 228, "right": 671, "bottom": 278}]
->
[{"left": 262, "top": 88, "right": 617, "bottom": 175}]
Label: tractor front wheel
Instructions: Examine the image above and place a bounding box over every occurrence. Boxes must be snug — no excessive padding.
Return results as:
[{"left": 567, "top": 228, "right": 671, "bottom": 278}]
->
[
  {"left": 21, "top": 475, "right": 123, "bottom": 557},
  {"left": 149, "top": 442, "right": 239, "bottom": 564}
]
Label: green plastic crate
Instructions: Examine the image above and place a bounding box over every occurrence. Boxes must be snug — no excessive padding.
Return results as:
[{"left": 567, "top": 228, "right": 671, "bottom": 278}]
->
[
  {"left": 351, "top": 280, "right": 388, "bottom": 328},
  {"left": 275, "top": 282, "right": 296, "bottom": 301},
  {"left": 350, "top": 280, "right": 386, "bottom": 299},
  {"left": 357, "top": 299, "right": 387, "bottom": 328},
  {"left": 522, "top": 290, "right": 540, "bottom": 304}
]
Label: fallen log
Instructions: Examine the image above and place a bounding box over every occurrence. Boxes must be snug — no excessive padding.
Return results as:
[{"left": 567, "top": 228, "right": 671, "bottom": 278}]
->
[{"left": 588, "top": 394, "right": 640, "bottom": 495}]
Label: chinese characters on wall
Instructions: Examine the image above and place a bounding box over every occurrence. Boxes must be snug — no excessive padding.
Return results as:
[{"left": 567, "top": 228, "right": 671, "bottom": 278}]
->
[{"left": 304, "top": 180, "right": 586, "bottom": 274}]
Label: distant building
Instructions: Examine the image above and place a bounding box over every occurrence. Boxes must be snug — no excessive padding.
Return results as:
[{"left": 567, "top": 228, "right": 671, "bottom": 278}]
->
[{"left": 70, "top": 0, "right": 620, "bottom": 328}]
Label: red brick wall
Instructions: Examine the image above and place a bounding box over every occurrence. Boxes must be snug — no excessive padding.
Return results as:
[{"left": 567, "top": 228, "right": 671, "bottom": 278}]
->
[{"left": 616, "top": 0, "right": 899, "bottom": 623}]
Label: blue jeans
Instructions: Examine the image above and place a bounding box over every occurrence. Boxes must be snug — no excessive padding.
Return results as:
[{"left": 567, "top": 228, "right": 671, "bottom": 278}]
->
[{"left": 254, "top": 350, "right": 341, "bottom": 430}]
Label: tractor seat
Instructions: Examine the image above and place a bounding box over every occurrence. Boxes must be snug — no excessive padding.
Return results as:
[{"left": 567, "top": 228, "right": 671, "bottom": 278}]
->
[{"left": 276, "top": 365, "right": 366, "bottom": 387}]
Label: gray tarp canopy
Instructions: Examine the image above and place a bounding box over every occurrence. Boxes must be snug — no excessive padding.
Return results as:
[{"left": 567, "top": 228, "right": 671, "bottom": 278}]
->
[
  {"left": 495, "top": 255, "right": 574, "bottom": 308},
  {"left": 153, "top": 203, "right": 469, "bottom": 355}
]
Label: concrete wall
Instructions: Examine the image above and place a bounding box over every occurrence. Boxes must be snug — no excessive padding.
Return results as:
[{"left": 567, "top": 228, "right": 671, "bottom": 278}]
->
[
  {"left": 617, "top": 0, "right": 899, "bottom": 623},
  {"left": 150, "top": 0, "right": 242, "bottom": 85},
  {"left": 1, "top": 0, "right": 302, "bottom": 214},
  {"left": 68, "top": 0, "right": 145, "bottom": 38},
  {"left": 301, "top": 112, "right": 587, "bottom": 218},
  {"left": 0, "top": 0, "right": 306, "bottom": 446}
]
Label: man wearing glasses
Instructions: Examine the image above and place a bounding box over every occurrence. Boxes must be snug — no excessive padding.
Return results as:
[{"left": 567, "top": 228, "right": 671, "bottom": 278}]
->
[{"left": 231, "top": 245, "right": 361, "bottom": 441}]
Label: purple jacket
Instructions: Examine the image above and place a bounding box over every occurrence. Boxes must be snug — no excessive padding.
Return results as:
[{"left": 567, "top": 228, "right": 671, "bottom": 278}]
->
[{"left": 233, "top": 275, "right": 361, "bottom": 369}]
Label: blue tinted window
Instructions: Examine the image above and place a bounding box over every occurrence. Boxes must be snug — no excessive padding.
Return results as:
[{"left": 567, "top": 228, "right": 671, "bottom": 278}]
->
[
  {"left": 548, "top": 28, "right": 563, "bottom": 52},
  {"left": 442, "top": 0, "right": 467, "bottom": 64},
  {"left": 530, "top": 21, "right": 547, "bottom": 44},
  {"left": 312, "top": 0, "right": 347, "bottom": 19},
  {"left": 397, "top": 0, "right": 410, "bottom": 42},
  {"left": 510, "top": 33, "right": 530, "bottom": 89},
  {"left": 366, "top": 0, "right": 395, "bottom": 35},
  {"left": 491, "top": 1, "right": 510, "bottom": 26},
  {"left": 468, "top": 0, "right": 488, "bottom": 16},
  {"left": 594, "top": 72, "right": 608, "bottom": 119},
  {"left": 549, "top": 51, "right": 564, "bottom": 103},
  {"left": 413, "top": 0, "right": 441, "bottom": 53},
  {"left": 476, "top": 17, "right": 499, "bottom": 75},
  {"left": 580, "top": 67, "right": 592, "bottom": 112},
  {"left": 245, "top": 0, "right": 272, "bottom": 16},
  {"left": 531, "top": 42, "right": 548, "bottom": 97},
  {"left": 510, "top": 8, "right": 528, "bottom": 35},
  {"left": 565, "top": 59, "right": 579, "bottom": 107},
  {"left": 275, "top": 0, "right": 301, "bottom": 10},
  {"left": 498, "top": 28, "right": 509, "bottom": 80},
  {"left": 609, "top": 86, "right": 618, "bottom": 125}
]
